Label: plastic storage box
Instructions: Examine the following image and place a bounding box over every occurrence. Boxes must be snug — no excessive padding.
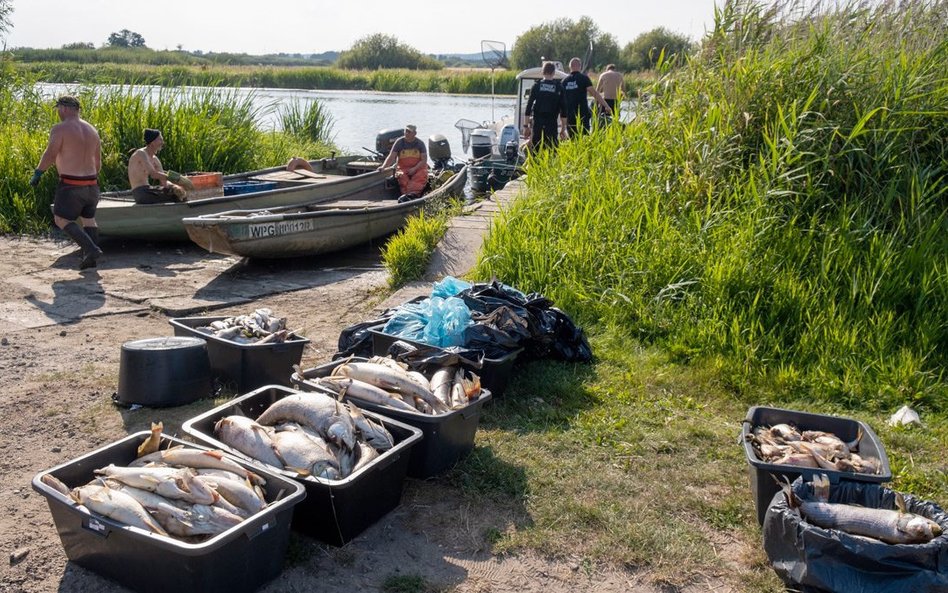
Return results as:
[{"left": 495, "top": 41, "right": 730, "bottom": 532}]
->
[
  {"left": 292, "top": 358, "right": 492, "bottom": 478},
  {"left": 32, "top": 433, "right": 305, "bottom": 593},
  {"left": 741, "top": 405, "right": 891, "bottom": 525},
  {"left": 223, "top": 180, "right": 278, "bottom": 196},
  {"left": 169, "top": 316, "right": 309, "bottom": 393},
  {"left": 182, "top": 384, "right": 422, "bottom": 545},
  {"left": 368, "top": 325, "right": 521, "bottom": 396}
]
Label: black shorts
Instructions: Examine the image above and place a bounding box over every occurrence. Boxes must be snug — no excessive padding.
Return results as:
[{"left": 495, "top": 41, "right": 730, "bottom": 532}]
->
[
  {"left": 132, "top": 185, "right": 177, "bottom": 204},
  {"left": 53, "top": 183, "right": 99, "bottom": 220}
]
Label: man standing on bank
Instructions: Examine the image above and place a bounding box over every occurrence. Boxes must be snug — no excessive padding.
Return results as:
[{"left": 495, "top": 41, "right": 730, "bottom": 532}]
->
[
  {"left": 30, "top": 95, "right": 103, "bottom": 270},
  {"left": 377, "top": 124, "right": 429, "bottom": 200},
  {"left": 596, "top": 64, "right": 624, "bottom": 124},
  {"left": 524, "top": 61, "right": 567, "bottom": 151},
  {"left": 128, "top": 129, "right": 192, "bottom": 204},
  {"left": 562, "top": 57, "right": 612, "bottom": 138}
]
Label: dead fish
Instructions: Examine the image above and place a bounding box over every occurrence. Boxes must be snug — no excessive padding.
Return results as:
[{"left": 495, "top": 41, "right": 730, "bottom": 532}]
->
[
  {"left": 352, "top": 441, "right": 379, "bottom": 473},
  {"left": 133, "top": 446, "right": 266, "bottom": 486},
  {"left": 40, "top": 474, "right": 71, "bottom": 497},
  {"left": 348, "top": 402, "right": 394, "bottom": 451},
  {"left": 151, "top": 501, "right": 244, "bottom": 537},
  {"left": 257, "top": 392, "right": 357, "bottom": 450},
  {"left": 317, "top": 376, "right": 419, "bottom": 413},
  {"left": 214, "top": 415, "right": 284, "bottom": 468},
  {"left": 71, "top": 483, "right": 169, "bottom": 536},
  {"left": 137, "top": 421, "right": 163, "bottom": 457},
  {"left": 785, "top": 474, "right": 942, "bottom": 544},
  {"left": 193, "top": 474, "right": 266, "bottom": 515},
  {"left": 270, "top": 425, "right": 341, "bottom": 479},
  {"left": 332, "top": 362, "right": 449, "bottom": 414},
  {"left": 95, "top": 464, "right": 218, "bottom": 505},
  {"left": 430, "top": 366, "right": 455, "bottom": 407}
]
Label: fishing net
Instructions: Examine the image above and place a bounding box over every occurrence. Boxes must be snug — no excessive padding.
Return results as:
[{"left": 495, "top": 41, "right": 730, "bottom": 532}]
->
[{"left": 454, "top": 118, "right": 482, "bottom": 154}]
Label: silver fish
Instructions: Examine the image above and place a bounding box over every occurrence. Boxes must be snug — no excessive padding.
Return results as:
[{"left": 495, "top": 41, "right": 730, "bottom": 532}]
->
[
  {"left": 256, "top": 392, "right": 357, "bottom": 449},
  {"left": 786, "top": 474, "right": 943, "bottom": 544},
  {"left": 71, "top": 483, "right": 169, "bottom": 536},
  {"left": 214, "top": 415, "right": 284, "bottom": 468},
  {"left": 95, "top": 464, "right": 218, "bottom": 505},
  {"left": 271, "top": 425, "right": 341, "bottom": 479}
]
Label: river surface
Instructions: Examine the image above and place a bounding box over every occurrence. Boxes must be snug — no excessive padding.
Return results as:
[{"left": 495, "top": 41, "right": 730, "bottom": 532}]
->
[{"left": 38, "top": 83, "right": 516, "bottom": 161}]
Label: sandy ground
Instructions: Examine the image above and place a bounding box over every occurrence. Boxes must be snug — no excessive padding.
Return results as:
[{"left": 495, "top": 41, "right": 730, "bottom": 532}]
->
[{"left": 0, "top": 229, "right": 737, "bottom": 593}]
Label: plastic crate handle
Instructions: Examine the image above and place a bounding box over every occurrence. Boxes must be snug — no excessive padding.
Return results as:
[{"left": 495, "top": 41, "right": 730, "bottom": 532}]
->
[{"left": 82, "top": 515, "right": 112, "bottom": 539}]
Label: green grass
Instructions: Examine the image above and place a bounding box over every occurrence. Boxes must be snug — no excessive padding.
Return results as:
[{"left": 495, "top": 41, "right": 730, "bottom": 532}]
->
[
  {"left": 455, "top": 1, "right": 947, "bottom": 588},
  {"left": 382, "top": 197, "right": 463, "bottom": 288}
]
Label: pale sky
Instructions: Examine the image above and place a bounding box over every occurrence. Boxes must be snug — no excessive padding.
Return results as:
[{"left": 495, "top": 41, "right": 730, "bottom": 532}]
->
[{"left": 5, "top": 0, "right": 719, "bottom": 56}]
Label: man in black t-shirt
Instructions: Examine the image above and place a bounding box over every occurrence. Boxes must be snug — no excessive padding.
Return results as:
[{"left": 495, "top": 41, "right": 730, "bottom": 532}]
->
[
  {"left": 524, "top": 61, "right": 567, "bottom": 150},
  {"left": 562, "top": 57, "right": 612, "bottom": 138}
]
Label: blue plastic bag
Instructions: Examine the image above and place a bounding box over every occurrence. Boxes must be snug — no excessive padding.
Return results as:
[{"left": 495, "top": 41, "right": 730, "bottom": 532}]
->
[{"left": 432, "top": 276, "right": 472, "bottom": 298}]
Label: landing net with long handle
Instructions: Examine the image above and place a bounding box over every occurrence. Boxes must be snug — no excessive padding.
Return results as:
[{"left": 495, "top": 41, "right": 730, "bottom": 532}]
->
[{"left": 481, "top": 40, "right": 507, "bottom": 122}]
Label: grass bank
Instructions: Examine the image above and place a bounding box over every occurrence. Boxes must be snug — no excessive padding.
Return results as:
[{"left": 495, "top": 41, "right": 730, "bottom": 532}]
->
[
  {"left": 0, "top": 67, "right": 336, "bottom": 233},
  {"left": 458, "top": 0, "right": 947, "bottom": 589}
]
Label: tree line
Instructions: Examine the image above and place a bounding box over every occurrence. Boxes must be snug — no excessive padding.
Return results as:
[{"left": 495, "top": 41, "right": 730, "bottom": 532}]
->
[{"left": 9, "top": 17, "right": 693, "bottom": 73}]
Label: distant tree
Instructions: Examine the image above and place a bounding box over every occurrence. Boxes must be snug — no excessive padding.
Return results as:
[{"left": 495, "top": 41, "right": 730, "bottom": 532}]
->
[
  {"left": 62, "top": 41, "right": 95, "bottom": 50},
  {"left": 336, "top": 34, "right": 442, "bottom": 70},
  {"left": 0, "top": 0, "right": 12, "bottom": 41},
  {"left": 510, "top": 16, "right": 620, "bottom": 71},
  {"left": 107, "top": 29, "right": 147, "bottom": 48},
  {"left": 621, "top": 28, "right": 693, "bottom": 71}
]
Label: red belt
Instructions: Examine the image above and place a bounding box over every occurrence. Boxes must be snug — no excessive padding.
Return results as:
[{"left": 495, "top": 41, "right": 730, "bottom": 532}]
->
[{"left": 60, "top": 176, "right": 99, "bottom": 186}]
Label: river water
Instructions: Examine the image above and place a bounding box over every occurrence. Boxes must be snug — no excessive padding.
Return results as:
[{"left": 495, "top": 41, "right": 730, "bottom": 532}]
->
[{"left": 38, "top": 83, "right": 516, "bottom": 161}]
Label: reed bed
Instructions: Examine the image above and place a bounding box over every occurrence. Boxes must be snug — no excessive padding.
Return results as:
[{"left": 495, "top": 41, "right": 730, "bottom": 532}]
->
[
  {"left": 0, "top": 81, "right": 335, "bottom": 233},
  {"left": 15, "top": 62, "right": 524, "bottom": 95},
  {"left": 474, "top": 0, "right": 947, "bottom": 413}
]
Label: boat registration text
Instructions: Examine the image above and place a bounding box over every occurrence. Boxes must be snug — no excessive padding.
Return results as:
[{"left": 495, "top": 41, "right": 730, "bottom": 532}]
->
[{"left": 241, "top": 219, "right": 315, "bottom": 239}]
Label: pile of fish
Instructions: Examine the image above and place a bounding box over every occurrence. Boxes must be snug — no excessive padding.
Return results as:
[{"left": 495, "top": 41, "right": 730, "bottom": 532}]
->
[
  {"left": 746, "top": 423, "right": 881, "bottom": 474},
  {"left": 196, "top": 308, "right": 297, "bottom": 344},
  {"left": 214, "top": 390, "right": 394, "bottom": 480},
  {"left": 783, "top": 474, "right": 943, "bottom": 544},
  {"left": 40, "top": 423, "right": 268, "bottom": 541},
  {"left": 307, "top": 356, "right": 482, "bottom": 415}
]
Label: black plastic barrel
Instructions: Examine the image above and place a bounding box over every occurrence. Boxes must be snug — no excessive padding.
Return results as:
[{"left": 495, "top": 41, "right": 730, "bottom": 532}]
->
[{"left": 116, "top": 337, "right": 211, "bottom": 407}]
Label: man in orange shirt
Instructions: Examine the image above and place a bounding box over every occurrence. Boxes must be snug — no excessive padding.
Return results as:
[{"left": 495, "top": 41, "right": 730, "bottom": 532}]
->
[{"left": 378, "top": 124, "right": 429, "bottom": 200}]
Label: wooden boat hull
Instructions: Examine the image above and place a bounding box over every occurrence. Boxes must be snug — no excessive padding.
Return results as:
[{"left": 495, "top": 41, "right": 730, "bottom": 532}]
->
[
  {"left": 183, "top": 166, "right": 467, "bottom": 259},
  {"left": 95, "top": 156, "right": 383, "bottom": 241}
]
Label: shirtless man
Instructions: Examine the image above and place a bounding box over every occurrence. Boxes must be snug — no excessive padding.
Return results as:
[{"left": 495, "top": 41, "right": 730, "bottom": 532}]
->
[
  {"left": 596, "top": 64, "right": 624, "bottom": 123},
  {"left": 128, "top": 128, "right": 190, "bottom": 204},
  {"left": 30, "top": 95, "right": 103, "bottom": 270}
]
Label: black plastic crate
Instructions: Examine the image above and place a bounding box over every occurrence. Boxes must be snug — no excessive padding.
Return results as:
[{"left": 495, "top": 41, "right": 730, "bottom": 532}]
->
[
  {"left": 169, "top": 316, "right": 309, "bottom": 393},
  {"left": 31, "top": 433, "right": 305, "bottom": 593},
  {"left": 292, "top": 358, "right": 492, "bottom": 478},
  {"left": 368, "top": 324, "right": 521, "bottom": 396},
  {"left": 741, "top": 406, "right": 891, "bottom": 525},
  {"left": 182, "top": 384, "right": 422, "bottom": 546}
]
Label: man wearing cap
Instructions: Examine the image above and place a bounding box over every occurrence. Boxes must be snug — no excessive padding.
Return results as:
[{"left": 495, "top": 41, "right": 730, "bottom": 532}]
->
[
  {"left": 30, "top": 95, "right": 103, "bottom": 270},
  {"left": 128, "top": 129, "right": 192, "bottom": 204},
  {"left": 377, "top": 124, "right": 429, "bottom": 199}
]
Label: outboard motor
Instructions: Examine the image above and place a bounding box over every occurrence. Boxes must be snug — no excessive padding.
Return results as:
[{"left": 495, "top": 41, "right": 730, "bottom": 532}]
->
[
  {"left": 428, "top": 134, "right": 453, "bottom": 171},
  {"left": 375, "top": 128, "right": 403, "bottom": 158},
  {"left": 504, "top": 141, "right": 519, "bottom": 165}
]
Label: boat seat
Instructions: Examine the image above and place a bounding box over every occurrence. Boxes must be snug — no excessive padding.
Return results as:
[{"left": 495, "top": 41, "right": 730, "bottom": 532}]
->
[{"left": 249, "top": 170, "right": 331, "bottom": 184}]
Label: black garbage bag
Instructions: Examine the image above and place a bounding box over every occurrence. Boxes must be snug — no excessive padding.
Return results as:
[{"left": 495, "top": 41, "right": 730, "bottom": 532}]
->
[
  {"left": 334, "top": 317, "right": 390, "bottom": 360},
  {"left": 459, "top": 280, "right": 592, "bottom": 363},
  {"left": 384, "top": 340, "right": 485, "bottom": 372},
  {"left": 763, "top": 477, "right": 948, "bottom": 593}
]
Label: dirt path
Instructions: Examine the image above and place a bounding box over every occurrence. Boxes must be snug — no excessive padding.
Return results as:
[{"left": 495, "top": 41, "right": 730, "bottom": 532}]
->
[{"left": 0, "top": 233, "right": 733, "bottom": 593}]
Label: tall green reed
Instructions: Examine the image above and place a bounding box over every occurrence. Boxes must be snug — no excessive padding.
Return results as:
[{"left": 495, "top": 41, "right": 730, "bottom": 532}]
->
[{"left": 475, "top": 0, "right": 947, "bottom": 411}]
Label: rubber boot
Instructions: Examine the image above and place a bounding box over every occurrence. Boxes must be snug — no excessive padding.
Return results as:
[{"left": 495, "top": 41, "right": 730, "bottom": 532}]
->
[
  {"left": 83, "top": 226, "right": 99, "bottom": 247},
  {"left": 63, "top": 222, "right": 102, "bottom": 270}
]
